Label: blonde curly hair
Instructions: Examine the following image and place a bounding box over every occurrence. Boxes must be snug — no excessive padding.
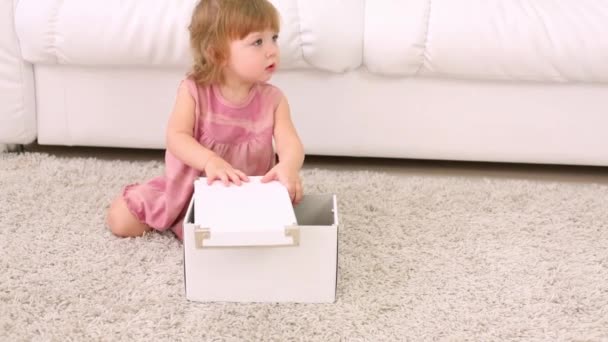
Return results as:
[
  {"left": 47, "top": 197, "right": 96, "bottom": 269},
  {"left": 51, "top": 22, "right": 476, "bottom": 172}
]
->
[{"left": 188, "top": 0, "right": 280, "bottom": 86}]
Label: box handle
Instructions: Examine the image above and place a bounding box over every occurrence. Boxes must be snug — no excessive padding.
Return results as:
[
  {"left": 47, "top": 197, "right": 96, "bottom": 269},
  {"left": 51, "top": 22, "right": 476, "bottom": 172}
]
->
[{"left": 194, "top": 225, "right": 300, "bottom": 249}]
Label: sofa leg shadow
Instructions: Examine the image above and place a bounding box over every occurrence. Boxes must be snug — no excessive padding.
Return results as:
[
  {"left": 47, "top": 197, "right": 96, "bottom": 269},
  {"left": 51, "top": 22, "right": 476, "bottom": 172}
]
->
[{"left": 1, "top": 144, "right": 25, "bottom": 153}]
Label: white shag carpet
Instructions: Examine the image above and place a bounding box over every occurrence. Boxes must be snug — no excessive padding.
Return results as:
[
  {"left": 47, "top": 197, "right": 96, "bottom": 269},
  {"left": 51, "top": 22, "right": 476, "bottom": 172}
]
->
[{"left": 1, "top": 152, "right": 607, "bottom": 341}]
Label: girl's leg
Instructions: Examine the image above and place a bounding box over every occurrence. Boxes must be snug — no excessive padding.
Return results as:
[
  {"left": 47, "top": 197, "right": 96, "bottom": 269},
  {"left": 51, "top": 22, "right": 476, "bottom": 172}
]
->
[{"left": 106, "top": 196, "right": 151, "bottom": 237}]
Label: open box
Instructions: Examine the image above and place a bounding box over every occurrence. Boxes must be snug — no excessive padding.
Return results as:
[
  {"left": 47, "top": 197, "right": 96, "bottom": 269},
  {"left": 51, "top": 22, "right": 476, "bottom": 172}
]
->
[{"left": 183, "top": 181, "right": 339, "bottom": 303}]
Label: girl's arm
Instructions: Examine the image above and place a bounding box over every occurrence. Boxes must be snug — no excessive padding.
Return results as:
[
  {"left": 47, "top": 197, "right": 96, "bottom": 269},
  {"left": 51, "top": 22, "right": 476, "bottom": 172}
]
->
[
  {"left": 165, "top": 83, "right": 216, "bottom": 171},
  {"left": 262, "top": 95, "right": 305, "bottom": 203},
  {"left": 273, "top": 95, "right": 304, "bottom": 170}
]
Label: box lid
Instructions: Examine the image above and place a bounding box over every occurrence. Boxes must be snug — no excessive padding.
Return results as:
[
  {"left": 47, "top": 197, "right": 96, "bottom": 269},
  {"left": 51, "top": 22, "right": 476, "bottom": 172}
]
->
[{"left": 194, "top": 176, "right": 298, "bottom": 247}]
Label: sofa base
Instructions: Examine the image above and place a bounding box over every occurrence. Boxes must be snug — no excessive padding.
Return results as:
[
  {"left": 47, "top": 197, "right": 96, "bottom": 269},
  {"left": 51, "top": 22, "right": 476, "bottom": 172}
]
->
[
  {"left": 0, "top": 144, "right": 25, "bottom": 153},
  {"left": 34, "top": 65, "right": 608, "bottom": 166}
]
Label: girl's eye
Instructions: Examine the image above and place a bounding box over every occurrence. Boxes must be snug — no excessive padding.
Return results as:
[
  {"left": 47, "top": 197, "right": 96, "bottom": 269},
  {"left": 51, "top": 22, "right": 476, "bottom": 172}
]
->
[
  {"left": 272, "top": 34, "right": 279, "bottom": 42},
  {"left": 253, "top": 39, "right": 263, "bottom": 46}
]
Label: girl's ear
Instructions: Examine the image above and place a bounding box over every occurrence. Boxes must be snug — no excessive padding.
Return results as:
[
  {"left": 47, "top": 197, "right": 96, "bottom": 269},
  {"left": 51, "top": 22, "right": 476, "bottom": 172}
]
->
[
  {"left": 205, "top": 46, "right": 228, "bottom": 66},
  {"left": 203, "top": 46, "right": 217, "bottom": 63}
]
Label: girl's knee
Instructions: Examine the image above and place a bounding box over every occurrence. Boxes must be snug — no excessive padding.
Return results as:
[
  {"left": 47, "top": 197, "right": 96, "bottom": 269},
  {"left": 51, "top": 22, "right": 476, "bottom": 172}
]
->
[
  {"left": 106, "top": 198, "right": 127, "bottom": 236},
  {"left": 106, "top": 197, "right": 149, "bottom": 238}
]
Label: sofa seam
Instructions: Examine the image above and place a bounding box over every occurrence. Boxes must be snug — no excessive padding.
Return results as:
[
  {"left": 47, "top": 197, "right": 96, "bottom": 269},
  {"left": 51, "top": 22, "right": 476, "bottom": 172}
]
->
[
  {"left": 294, "top": 0, "right": 311, "bottom": 67},
  {"left": 526, "top": 2, "right": 565, "bottom": 81},
  {"left": 11, "top": 0, "right": 36, "bottom": 144},
  {"left": 361, "top": 0, "right": 366, "bottom": 71},
  {"left": 50, "top": 0, "right": 64, "bottom": 64},
  {"left": 414, "top": 0, "right": 432, "bottom": 76},
  {"left": 62, "top": 69, "right": 71, "bottom": 145},
  {"left": 12, "top": 0, "right": 26, "bottom": 141},
  {"left": 50, "top": 0, "right": 70, "bottom": 144}
]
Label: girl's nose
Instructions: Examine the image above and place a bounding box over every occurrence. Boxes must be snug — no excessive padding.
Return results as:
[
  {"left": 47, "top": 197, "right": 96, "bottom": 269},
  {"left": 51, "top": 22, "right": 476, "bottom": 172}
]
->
[{"left": 266, "top": 45, "right": 277, "bottom": 58}]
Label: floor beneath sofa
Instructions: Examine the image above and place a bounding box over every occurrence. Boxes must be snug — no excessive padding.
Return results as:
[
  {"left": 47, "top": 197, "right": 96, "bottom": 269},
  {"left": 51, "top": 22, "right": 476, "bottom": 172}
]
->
[{"left": 24, "top": 143, "right": 608, "bottom": 185}]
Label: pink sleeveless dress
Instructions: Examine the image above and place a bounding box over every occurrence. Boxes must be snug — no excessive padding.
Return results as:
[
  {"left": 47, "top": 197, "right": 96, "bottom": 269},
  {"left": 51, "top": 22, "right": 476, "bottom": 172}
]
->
[{"left": 122, "top": 78, "right": 282, "bottom": 240}]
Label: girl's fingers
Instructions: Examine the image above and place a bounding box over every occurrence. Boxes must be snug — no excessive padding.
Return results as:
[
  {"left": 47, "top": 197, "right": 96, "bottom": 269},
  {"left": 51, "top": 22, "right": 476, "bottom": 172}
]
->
[
  {"left": 294, "top": 181, "right": 303, "bottom": 204},
  {"left": 219, "top": 172, "right": 229, "bottom": 186},
  {"left": 235, "top": 169, "right": 249, "bottom": 182},
  {"left": 206, "top": 172, "right": 218, "bottom": 185},
  {"left": 207, "top": 168, "right": 247, "bottom": 186},
  {"left": 227, "top": 170, "right": 242, "bottom": 186},
  {"left": 261, "top": 169, "right": 277, "bottom": 183},
  {"left": 286, "top": 183, "right": 296, "bottom": 202}
]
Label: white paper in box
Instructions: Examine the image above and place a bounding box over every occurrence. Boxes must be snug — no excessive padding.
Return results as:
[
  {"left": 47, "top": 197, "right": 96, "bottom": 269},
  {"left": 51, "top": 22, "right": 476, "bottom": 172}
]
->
[
  {"left": 183, "top": 176, "right": 339, "bottom": 303},
  {"left": 193, "top": 176, "right": 298, "bottom": 247}
]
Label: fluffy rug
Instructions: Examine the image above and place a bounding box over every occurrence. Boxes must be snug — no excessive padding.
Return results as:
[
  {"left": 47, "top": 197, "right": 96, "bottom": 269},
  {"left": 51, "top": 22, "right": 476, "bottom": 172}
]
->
[{"left": 1, "top": 152, "right": 607, "bottom": 341}]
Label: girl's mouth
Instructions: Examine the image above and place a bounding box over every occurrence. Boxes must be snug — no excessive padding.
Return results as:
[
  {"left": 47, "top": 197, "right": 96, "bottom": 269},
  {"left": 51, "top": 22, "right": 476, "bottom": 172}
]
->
[{"left": 266, "top": 63, "right": 276, "bottom": 71}]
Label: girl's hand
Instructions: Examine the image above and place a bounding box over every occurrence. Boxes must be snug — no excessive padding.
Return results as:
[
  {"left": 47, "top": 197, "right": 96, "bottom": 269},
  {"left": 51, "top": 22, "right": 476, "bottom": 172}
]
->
[
  {"left": 261, "top": 163, "right": 303, "bottom": 204},
  {"left": 204, "top": 155, "right": 249, "bottom": 186}
]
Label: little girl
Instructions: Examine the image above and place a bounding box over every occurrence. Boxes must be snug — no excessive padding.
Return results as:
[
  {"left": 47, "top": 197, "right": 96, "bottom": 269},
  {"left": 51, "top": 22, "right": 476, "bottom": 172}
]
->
[{"left": 106, "top": 0, "right": 304, "bottom": 240}]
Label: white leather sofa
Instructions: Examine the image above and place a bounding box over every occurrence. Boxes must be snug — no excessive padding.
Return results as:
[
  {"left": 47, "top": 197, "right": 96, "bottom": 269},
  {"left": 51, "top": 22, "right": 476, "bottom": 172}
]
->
[{"left": 3, "top": 0, "right": 608, "bottom": 166}]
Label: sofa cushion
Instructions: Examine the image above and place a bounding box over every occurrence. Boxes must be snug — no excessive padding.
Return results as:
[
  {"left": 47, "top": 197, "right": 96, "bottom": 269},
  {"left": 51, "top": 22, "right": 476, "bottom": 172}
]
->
[
  {"left": 364, "top": 0, "right": 429, "bottom": 77},
  {"left": 364, "top": 0, "right": 608, "bottom": 82},
  {"left": 14, "top": 0, "right": 363, "bottom": 73},
  {"left": 16, "top": 0, "right": 608, "bottom": 82}
]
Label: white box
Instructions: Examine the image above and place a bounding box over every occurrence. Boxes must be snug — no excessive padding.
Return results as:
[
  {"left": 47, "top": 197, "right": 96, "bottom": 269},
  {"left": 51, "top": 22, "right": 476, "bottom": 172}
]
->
[{"left": 183, "top": 180, "right": 339, "bottom": 303}]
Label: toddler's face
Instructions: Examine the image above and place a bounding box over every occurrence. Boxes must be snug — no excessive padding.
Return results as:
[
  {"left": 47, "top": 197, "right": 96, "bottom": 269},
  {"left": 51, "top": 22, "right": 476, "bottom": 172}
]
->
[{"left": 226, "top": 30, "right": 280, "bottom": 84}]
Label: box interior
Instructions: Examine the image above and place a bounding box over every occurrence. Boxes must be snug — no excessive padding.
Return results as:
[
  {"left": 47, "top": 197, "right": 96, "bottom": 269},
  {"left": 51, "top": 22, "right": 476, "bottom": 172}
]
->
[
  {"left": 293, "top": 194, "right": 336, "bottom": 226},
  {"left": 186, "top": 194, "right": 336, "bottom": 227}
]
